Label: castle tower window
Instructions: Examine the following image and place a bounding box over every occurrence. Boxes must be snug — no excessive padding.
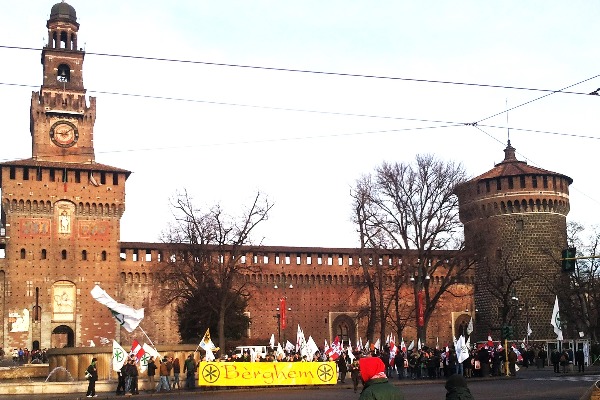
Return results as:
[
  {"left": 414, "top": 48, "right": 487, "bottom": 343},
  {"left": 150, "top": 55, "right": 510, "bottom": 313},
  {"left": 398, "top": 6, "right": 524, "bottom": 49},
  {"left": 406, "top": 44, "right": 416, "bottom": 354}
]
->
[
  {"left": 61, "top": 250, "right": 67, "bottom": 260},
  {"left": 100, "top": 172, "right": 106, "bottom": 185},
  {"left": 285, "top": 254, "right": 291, "bottom": 264},
  {"left": 113, "top": 173, "right": 119, "bottom": 185},
  {"left": 508, "top": 176, "right": 514, "bottom": 189},
  {"left": 496, "top": 178, "right": 501, "bottom": 190},
  {"left": 62, "top": 169, "right": 68, "bottom": 182},
  {"left": 41, "top": 249, "right": 47, "bottom": 259},
  {"left": 20, "top": 248, "right": 26, "bottom": 259},
  {"left": 49, "top": 169, "right": 55, "bottom": 181},
  {"left": 9, "top": 166, "right": 15, "bottom": 179},
  {"left": 81, "top": 250, "right": 87, "bottom": 261},
  {"left": 23, "top": 168, "right": 29, "bottom": 181},
  {"left": 516, "top": 219, "right": 524, "bottom": 231},
  {"left": 36, "top": 168, "right": 42, "bottom": 181},
  {"left": 485, "top": 181, "right": 490, "bottom": 192},
  {"left": 552, "top": 176, "right": 557, "bottom": 189},
  {"left": 520, "top": 176, "right": 526, "bottom": 188},
  {"left": 57, "top": 64, "right": 70, "bottom": 82},
  {"left": 543, "top": 176, "right": 548, "bottom": 189},
  {"left": 532, "top": 176, "right": 538, "bottom": 188},
  {"left": 101, "top": 251, "right": 107, "bottom": 261},
  {"left": 75, "top": 171, "right": 80, "bottom": 183}
]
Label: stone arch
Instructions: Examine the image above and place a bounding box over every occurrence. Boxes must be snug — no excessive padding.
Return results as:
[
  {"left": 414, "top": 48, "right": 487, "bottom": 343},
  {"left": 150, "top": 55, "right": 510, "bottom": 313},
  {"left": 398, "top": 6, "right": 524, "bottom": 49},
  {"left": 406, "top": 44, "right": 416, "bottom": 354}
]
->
[
  {"left": 331, "top": 314, "right": 357, "bottom": 347},
  {"left": 52, "top": 325, "right": 75, "bottom": 348}
]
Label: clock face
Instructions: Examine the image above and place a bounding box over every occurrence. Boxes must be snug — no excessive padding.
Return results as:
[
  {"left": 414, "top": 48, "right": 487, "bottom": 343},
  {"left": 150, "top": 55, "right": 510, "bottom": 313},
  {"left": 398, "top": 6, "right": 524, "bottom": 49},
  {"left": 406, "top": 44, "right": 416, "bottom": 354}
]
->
[{"left": 49, "top": 121, "right": 79, "bottom": 148}]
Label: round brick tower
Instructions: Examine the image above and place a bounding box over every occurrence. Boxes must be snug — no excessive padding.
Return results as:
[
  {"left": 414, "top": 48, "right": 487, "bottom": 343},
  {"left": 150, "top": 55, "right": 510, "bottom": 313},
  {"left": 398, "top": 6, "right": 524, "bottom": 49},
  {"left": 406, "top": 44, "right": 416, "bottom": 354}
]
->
[{"left": 454, "top": 142, "right": 572, "bottom": 342}]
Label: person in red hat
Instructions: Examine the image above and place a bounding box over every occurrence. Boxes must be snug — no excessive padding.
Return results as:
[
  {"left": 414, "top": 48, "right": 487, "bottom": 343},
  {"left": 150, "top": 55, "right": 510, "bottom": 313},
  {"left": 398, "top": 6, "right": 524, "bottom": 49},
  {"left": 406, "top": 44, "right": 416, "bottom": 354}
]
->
[{"left": 359, "top": 356, "right": 404, "bottom": 400}]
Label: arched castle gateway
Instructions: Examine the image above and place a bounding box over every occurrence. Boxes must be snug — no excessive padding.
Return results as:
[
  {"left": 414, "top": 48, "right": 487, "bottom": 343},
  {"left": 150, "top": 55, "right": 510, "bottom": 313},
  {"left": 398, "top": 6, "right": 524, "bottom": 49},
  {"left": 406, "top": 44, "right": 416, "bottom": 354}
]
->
[{"left": 0, "top": 3, "right": 572, "bottom": 353}]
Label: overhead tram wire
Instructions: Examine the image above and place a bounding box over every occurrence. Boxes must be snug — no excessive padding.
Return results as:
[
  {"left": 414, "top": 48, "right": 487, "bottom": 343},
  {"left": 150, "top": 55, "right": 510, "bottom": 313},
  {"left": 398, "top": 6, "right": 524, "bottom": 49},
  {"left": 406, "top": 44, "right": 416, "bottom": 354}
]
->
[
  {"left": 0, "top": 45, "right": 596, "bottom": 97},
  {"left": 1, "top": 81, "right": 599, "bottom": 148},
  {"left": 95, "top": 123, "right": 465, "bottom": 155},
  {"left": 470, "top": 74, "right": 600, "bottom": 126}
]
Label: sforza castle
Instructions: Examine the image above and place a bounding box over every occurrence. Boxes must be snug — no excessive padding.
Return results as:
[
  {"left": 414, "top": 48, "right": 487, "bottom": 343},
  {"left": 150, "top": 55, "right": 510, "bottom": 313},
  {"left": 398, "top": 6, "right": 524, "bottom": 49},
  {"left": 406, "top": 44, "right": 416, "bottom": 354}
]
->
[{"left": 0, "top": 2, "right": 573, "bottom": 353}]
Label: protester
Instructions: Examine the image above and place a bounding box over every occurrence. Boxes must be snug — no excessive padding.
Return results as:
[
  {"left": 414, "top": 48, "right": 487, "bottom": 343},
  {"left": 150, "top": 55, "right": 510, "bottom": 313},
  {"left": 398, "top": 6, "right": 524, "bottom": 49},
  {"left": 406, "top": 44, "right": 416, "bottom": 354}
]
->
[
  {"left": 172, "top": 357, "right": 181, "bottom": 389},
  {"left": 359, "top": 356, "right": 404, "bottom": 400},
  {"left": 147, "top": 356, "right": 156, "bottom": 386},
  {"left": 85, "top": 357, "right": 98, "bottom": 398},
  {"left": 348, "top": 357, "right": 361, "bottom": 393},
  {"left": 507, "top": 347, "right": 517, "bottom": 377},
  {"left": 445, "top": 374, "right": 475, "bottom": 400},
  {"left": 156, "top": 357, "right": 171, "bottom": 392},
  {"left": 115, "top": 363, "right": 126, "bottom": 395},
  {"left": 183, "top": 354, "right": 197, "bottom": 389}
]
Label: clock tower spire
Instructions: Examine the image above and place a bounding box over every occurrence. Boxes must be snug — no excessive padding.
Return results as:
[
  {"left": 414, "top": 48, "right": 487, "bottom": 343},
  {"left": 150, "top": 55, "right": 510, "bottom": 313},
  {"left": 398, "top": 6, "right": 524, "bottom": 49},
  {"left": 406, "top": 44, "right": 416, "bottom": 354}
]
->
[{"left": 31, "top": 1, "right": 95, "bottom": 163}]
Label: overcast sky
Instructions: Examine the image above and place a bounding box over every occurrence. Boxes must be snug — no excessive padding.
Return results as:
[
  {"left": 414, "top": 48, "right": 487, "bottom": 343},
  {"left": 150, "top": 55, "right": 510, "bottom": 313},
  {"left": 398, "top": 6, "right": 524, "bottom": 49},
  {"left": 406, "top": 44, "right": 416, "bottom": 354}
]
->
[{"left": 1, "top": 1, "right": 599, "bottom": 248}]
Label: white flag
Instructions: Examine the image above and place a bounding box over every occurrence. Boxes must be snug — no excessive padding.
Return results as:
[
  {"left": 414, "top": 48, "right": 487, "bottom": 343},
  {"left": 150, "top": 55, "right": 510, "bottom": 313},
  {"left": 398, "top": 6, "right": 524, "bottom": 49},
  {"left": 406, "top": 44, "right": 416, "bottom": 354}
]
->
[
  {"left": 457, "top": 335, "right": 469, "bottom": 364},
  {"left": 285, "top": 340, "right": 295, "bottom": 352},
  {"left": 205, "top": 346, "right": 215, "bottom": 362},
  {"left": 143, "top": 343, "right": 160, "bottom": 360},
  {"left": 112, "top": 340, "right": 127, "bottom": 372},
  {"left": 306, "top": 336, "right": 319, "bottom": 358},
  {"left": 269, "top": 334, "right": 275, "bottom": 349},
  {"left": 466, "top": 318, "right": 474, "bottom": 335},
  {"left": 551, "top": 295, "right": 563, "bottom": 340},
  {"left": 527, "top": 322, "right": 533, "bottom": 337},
  {"left": 91, "top": 285, "right": 144, "bottom": 333}
]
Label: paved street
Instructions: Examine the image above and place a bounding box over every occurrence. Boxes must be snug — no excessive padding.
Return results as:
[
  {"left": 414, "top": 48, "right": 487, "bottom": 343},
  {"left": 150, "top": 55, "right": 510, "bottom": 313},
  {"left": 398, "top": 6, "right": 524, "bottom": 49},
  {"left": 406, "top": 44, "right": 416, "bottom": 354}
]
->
[{"left": 0, "top": 366, "right": 597, "bottom": 400}]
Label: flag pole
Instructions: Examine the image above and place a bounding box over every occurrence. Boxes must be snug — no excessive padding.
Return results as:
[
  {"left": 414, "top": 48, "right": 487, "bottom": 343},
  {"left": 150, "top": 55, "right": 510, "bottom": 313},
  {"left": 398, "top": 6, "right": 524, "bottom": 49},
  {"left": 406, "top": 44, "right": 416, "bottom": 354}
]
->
[{"left": 138, "top": 326, "right": 156, "bottom": 348}]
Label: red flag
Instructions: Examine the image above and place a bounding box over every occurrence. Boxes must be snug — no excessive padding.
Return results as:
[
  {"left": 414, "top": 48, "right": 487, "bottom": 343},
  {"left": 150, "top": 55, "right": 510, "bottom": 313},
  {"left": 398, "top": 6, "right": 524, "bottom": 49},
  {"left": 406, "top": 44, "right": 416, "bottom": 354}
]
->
[
  {"left": 280, "top": 297, "right": 287, "bottom": 330},
  {"left": 325, "top": 336, "right": 341, "bottom": 360},
  {"left": 131, "top": 339, "right": 145, "bottom": 362}
]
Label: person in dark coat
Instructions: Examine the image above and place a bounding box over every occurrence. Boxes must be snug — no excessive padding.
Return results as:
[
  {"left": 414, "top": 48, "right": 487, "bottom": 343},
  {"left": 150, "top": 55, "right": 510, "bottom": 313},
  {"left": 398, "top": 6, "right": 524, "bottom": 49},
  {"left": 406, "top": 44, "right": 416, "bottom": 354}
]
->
[
  {"left": 116, "top": 363, "right": 126, "bottom": 395},
  {"left": 575, "top": 349, "right": 585, "bottom": 373},
  {"left": 337, "top": 352, "right": 348, "bottom": 383},
  {"left": 359, "top": 356, "right": 404, "bottom": 400},
  {"left": 348, "top": 358, "right": 361, "bottom": 392},
  {"left": 551, "top": 349, "right": 560, "bottom": 373},
  {"left": 445, "top": 374, "right": 475, "bottom": 400},
  {"left": 85, "top": 357, "right": 98, "bottom": 397}
]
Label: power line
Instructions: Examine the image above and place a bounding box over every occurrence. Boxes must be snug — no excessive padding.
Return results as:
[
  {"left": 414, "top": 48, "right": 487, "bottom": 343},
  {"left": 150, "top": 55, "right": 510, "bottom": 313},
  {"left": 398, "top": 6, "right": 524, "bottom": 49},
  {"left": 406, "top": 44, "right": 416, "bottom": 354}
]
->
[{"left": 0, "top": 45, "right": 597, "bottom": 96}]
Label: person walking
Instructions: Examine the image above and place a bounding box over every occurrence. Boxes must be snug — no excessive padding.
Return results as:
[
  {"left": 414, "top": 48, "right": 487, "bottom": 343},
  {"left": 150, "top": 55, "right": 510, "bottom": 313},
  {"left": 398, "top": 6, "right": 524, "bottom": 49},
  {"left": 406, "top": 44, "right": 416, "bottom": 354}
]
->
[
  {"left": 348, "top": 358, "right": 361, "bottom": 393},
  {"left": 85, "top": 357, "right": 98, "bottom": 398},
  {"left": 183, "top": 354, "right": 197, "bottom": 389},
  {"left": 445, "top": 374, "right": 475, "bottom": 400},
  {"left": 147, "top": 356, "right": 157, "bottom": 386},
  {"left": 359, "top": 356, "right": 404, "bottom": 400},
  {"left": 156, "top": 357, "right": 171, "bottom": 392},
  {"left": 172, "top": 357, "right": 181, "bottom": 389}
]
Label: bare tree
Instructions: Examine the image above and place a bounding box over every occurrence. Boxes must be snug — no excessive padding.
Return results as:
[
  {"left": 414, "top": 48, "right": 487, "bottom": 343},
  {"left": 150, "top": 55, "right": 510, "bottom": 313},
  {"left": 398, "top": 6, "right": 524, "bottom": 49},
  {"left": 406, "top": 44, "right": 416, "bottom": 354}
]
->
[
  {"left": 552, "top": 222, "right": 600, "bottom": 341},
  {"left": 159, "top": 190, "right": 272, "bottom": 352},
  {"left": 352, "top": 154, "right": 472, "bottom": 344}
]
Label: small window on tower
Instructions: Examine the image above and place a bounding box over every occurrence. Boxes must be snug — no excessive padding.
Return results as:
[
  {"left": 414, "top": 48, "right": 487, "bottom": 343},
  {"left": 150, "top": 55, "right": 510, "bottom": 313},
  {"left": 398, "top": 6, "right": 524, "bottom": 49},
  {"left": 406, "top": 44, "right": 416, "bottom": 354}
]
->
[
  {"left": 516, "top": 219, "right": 524, "bottom": 231},
  {"left": 75, "top": 171, "right": 80, "bottom": 183},
  {"left": 57, "top": 64, "right": 70, "bottom": 82}
]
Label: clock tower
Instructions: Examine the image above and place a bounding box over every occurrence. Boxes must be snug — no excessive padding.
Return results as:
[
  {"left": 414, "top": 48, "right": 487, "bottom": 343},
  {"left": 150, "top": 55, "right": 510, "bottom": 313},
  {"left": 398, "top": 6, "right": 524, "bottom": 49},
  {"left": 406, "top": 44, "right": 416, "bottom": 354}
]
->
[
  {"left": 31, "top": 1, "right": 94, "bottom": 163},
  {"left": 0, "top": 2, "right": 130, "bottom": 351}
]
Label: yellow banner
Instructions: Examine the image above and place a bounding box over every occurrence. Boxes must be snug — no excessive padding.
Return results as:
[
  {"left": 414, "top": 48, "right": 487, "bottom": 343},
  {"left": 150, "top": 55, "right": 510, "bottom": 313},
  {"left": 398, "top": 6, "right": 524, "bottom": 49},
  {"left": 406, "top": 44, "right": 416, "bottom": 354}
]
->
[{"left": 198, "top": 361, "right": 337, "bottom": 386}]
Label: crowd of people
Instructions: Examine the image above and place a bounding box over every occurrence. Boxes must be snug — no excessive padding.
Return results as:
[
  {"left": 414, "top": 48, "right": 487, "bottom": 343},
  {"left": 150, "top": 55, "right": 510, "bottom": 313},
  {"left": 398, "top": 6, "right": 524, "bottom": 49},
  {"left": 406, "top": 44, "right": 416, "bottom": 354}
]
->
[
  {"left": 1, "top": 347, "right": 48, "bottom": 364},
  {"left": 112, "top": 353, "right": 197, "bottom": 396}
]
